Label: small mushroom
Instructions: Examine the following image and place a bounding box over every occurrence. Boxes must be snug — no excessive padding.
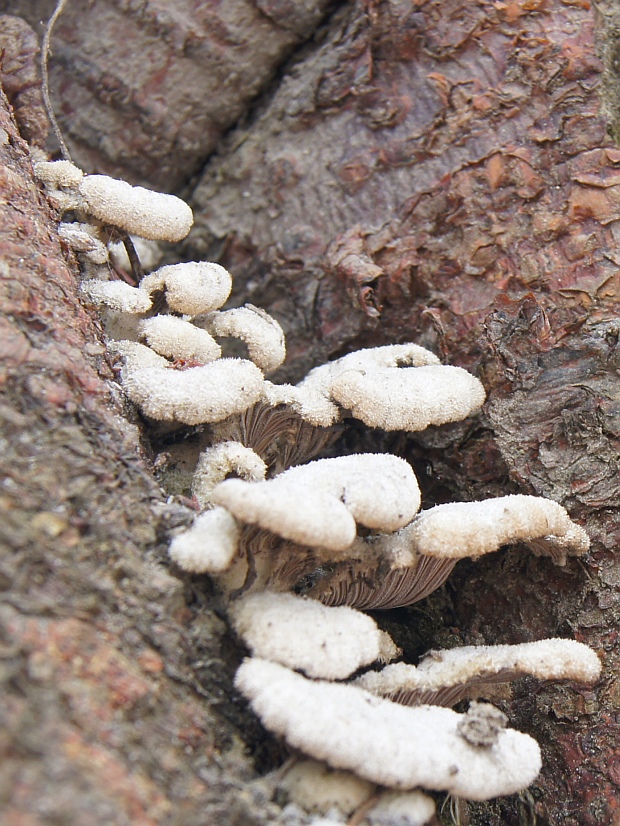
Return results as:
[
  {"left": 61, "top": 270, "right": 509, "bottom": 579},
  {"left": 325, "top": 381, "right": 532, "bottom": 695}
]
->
[
  {"left": 401, "top": 495, "right": 589, "bottom": 563},
  {"left": 34, "top": 159, "right": 83, "bottom": 189},
  {"left": 140, "top": 262, "right": 232, "bottom": 315},
  {"left": 119, "top": 354, "right": 265, "bottom": 425},
  {"left": 168, "top": 506, "right": 240, "bottom": 574},
  {"left": 211, "top": 453, "right": 421, "bottom": 552},
  {"left": 229, "top": 592, "right": 399, "bottom": 680},
  {"left": 78, "top": 174, "right": 194, "bottom": 242},
  {"left": 354, "top": 639, "right": 602, "bottom": 707},
  {"left": 204, "top": 304, "right": 286, "bottom": 372},
  {"left": 139, "top": 316, "right": 222, "bottom": 364},
  {"left": 330, "top": 363, "right": 486, "bottom": 431},
  {"left": 192, "top": 441, "right": 267, "bottom": 508},
  {"left": 266, "top": 343, "right": 442, "bottom": 427},
  {"left": 279, "top": 760, "right": 376, "bottom": 818},
  {"left": 81, "top": 280, "right": 153, "bottom": 314}
]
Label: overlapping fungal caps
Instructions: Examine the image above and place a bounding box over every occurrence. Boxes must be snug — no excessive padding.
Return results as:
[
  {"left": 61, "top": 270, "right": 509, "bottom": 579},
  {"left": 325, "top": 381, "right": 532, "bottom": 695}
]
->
[
  {"left": 42, "top": 158, "right": 599, "bottom": 819},
  {"left": 235, "top": 658, "right": 544, "bottom": 801},
  {"left": 34, "top": 160, "right": 193, "bottom": 242},
  {"left": 354, "top": 639, "right": 602, "bottom": 707}
]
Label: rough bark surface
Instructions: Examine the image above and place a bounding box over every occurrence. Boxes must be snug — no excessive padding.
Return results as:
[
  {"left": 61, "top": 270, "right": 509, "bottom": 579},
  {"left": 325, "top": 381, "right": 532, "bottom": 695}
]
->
[
  {"left": 1, "top": 1, "right": 620, "bottom": 825},
  {"left": 0, "top": 94, "right": 292, "bottom": 826},
  {"left": 2, "top": 0, "right": 335, "bottom": 190}
]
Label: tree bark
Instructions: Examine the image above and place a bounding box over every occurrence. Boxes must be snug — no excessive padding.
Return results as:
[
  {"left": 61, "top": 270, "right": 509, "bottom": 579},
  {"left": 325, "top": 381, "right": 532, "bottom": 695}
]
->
[{"left": 1, "top": 2, "right": 620, "bottom": 825}]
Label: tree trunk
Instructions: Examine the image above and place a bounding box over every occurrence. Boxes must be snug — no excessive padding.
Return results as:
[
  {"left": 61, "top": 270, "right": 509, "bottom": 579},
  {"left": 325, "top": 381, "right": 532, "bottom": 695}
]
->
[{"left": 1, "top": 2, "right": 619, "bottom": 825}]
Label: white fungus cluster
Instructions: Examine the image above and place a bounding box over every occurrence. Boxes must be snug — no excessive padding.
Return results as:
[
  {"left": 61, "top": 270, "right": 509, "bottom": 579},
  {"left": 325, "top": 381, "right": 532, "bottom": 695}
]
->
[{"left": 44, "top": 159, "right": 601, "bottom": 826}]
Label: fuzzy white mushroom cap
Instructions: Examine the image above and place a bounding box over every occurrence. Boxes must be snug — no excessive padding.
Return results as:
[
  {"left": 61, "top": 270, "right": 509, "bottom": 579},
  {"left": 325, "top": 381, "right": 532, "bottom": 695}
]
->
[
  {"left": 273, "top": 344, "right": 442, "bottom": 427},
  {"left": 212, "top": 453, "right": 421, "bottom": 551},
  {"left": 235, "top": 658, "right": 542, "bottom": 800},
  {"left": 205, "top": 305, "right": 286, "bottom": 372},
  {"left": 81, "top": 280, "right": 153, "bottom": 314},
  {"left": 120, "top": 357, "right": 265, "bottom": 425},
  {"left": 168, "top": 507, "right": 240, "bottom": 573},
  {"left": 229, "top": 593, "right": 399, "bottom": 680},
  {"left": 330, "top": 364, "right": 486, "bottom": 431},
  {"left": 279, "top": 760, "right": 376, "bottom": 817},
  {"left": 139, "top": 316, "right": 222, "bottom": 363},
  {"left": 406, "top": 495, "right": 589, "bottom": 560},
  {"left": 141, "top": 262, "right": 232, "bottom": 315},
  {"left": 193, "top": 442, "right": 267, "bottom": 509},
  {"left": 34, "top": 159, "right": 84, "bottom": 189},
  {"left": 355, "top": 639, "right": 602, "bottom": 705},
  {"left": 78, "top": 175, "right": 194, "bottom": 242}
]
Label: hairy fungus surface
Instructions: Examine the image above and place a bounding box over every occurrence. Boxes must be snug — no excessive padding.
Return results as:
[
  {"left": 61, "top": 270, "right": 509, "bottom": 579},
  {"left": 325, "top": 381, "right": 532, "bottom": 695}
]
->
[
  {"left": 78, "top": 174, "right": 194, "bottom": 242},
  {"left": 355, "top": 639, "right": 602, "bottom": 707},
  {"left": 229, "top": 592, "right": 399, "bottom": 680},
  {"left": 168, "top": 507, "right": 240, "bottom": 574},
  {"left": 211, "top": 453, "right": 421, "bottom": 551},
  {"left": 405, "top": 495, "right": 589, "bottom": 562},
  {"left": 140, "top": 262, "right": 232, "bottom": 316},
  {"left": 235, "top": 658, "right": 542, "bottom": 801}
]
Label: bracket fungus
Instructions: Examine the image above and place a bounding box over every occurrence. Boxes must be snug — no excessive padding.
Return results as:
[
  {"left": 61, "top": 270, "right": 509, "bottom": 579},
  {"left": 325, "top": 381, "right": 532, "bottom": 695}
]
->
[
  {"left": 211, "top": 453, "right": 421, "bottom": 552},
  {"left": 168, "top": 507, "right": 240, "bottom": 574},
  {"left": 78, "top": 174, "right": 194, "bottom": 242},
  {"left": 354, "top": 639, "right": 602, "bottom": 707},
  {"left": 56, "top": 163, "right": 601, "bottom": 821},
  {"left": 229, "top": 592, "right": 399, "bottom": 680},
  {"left": 235, "top": 658, "right": 543, "bottom": 801}
]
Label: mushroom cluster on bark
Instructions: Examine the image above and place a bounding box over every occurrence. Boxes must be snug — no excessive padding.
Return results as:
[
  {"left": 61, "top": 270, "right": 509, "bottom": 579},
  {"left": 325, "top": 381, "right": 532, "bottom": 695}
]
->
[{"left": 39, "top": 159, "right": 602, "bottom": 826}]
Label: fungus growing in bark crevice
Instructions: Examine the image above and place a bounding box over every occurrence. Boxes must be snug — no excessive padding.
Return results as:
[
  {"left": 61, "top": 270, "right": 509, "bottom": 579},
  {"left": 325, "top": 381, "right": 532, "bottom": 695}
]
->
[
  {"left": 235, "top": 658, "right": 543, "bottom": 801},
  {"left": 211, "top": 453, "right": 421, "bottom": 552},
  {"left": 354, "top": 639, "right": 602, "bottom": 707},
  {"left": 51, "top": 158, "right": 600, "bottom": 821}
]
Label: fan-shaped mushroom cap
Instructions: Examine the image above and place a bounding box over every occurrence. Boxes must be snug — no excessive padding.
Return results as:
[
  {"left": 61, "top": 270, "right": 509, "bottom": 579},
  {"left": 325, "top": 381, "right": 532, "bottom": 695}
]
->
[
  {"left": 354, "top": 639, "right": 602, "bottom": 707},
  {"left": 140, "top": 262, "right": 232, "bottom": 315},
  {"left": 235, "top": 658, "right": 542, "bottom": 800},
  {"left": 168, "top": 507, "right": 240, "bottom": 574},
  {"left": 211, "top": 454, "right": 421, "bottom": 551},
  {"left": 279, "top": 760, "right": 376, "bottom": 817},
  {"left": 139, "top": 316, "right": 222, "bottom": 363},
  {"left": 81, "top": 280, "right": 153, "bottom": 314},
  {"left": 330, "top": 364, "right": 486, "bottom": 431},
  {"left": 405, "top": 495, "right": 589, "bottom": 562},
  {"left": 120, "top": 356, "right": 264, "bottom": 425},
  {"left": 78, "top": 174, "right": 193, "bottom": 242},
  {"left": 204, "top": 305, "right": 286, "bottom": 372},
  {"left": 271, "top": 344, "right": 441, "bottom": 427},
  {"left": 34, "top": 159, "right": 84, "bottom": 189},
  {"left": 229, "top": 593, "right": 399, "bottom": 680},
  {"left": 193, "top": 442, "right": 267, "bottom": 508}
]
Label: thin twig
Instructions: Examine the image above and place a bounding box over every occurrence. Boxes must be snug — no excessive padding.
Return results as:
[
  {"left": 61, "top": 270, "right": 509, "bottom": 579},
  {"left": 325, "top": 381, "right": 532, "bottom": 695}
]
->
[
  {"left": 41, "top": 0, "right": 72, "bottom": 161},
  {"left": 120, "top": 231, "right": 144, "bottom": 284}
]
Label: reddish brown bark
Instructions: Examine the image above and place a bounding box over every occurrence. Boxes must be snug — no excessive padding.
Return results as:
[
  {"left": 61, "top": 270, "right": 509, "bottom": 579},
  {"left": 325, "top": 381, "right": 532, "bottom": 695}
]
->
[
  {"left": 3, "top": 0, "right": 335, "bottom": 190},
  {"left": 186, "top": 2, "right": 620, "bottom": 824},
  {"left": 1, "top": 1, "right": 620, "bottom": 825},
  {"left": 0, "top": 94, "right": 286, "bottom": 826}
]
